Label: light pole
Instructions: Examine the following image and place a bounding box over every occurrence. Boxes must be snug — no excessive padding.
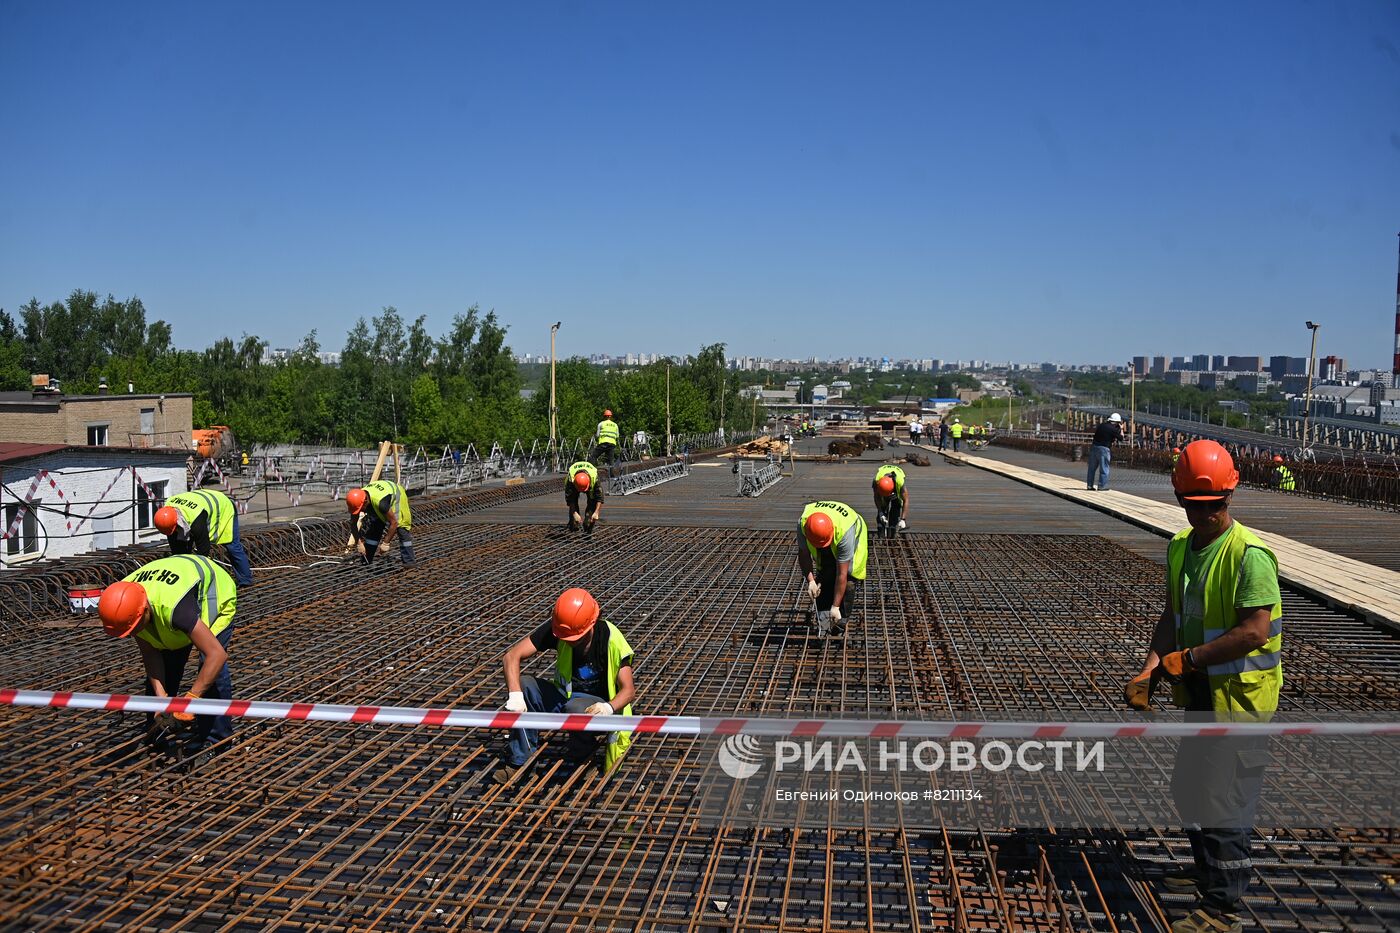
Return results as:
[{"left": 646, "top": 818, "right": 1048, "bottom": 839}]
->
[
  {"left": 549, "top": 322, "right": 561, "bottom": 471},
  {"left": 1127, "top": 363, "right": 1135, "bottom": 449},
  {"left": 1302, "top": 320, "right": 1320, "bottom": 449}
]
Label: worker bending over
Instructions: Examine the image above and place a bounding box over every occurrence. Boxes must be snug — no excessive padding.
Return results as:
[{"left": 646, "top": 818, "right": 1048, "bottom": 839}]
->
[
  {"left": 798, "top": 501, "right": 867, "bottom": 636},
  {"left": 565, "top": 460, "right": 604, "bottom": 532},
  {"left": 496, "top": 587, "right": 636, "bottom": 782},
  {"left": 1124, "top": 440, "right": 1280, "bottom": 933},
  {"left": 98, "top": 554, "right": 238, "bottom": 755},
  {"left": 347, "top": 480, "right": 416, "bottom": 565},
  {"left": 594, "top": 409, "right": 620, "bottom": 465},
  {"left": 872, "top": 465, "right": 909, "bottom": 538},
  {"left": 154, "top": 488, "right": 253, "bottom": 586}
]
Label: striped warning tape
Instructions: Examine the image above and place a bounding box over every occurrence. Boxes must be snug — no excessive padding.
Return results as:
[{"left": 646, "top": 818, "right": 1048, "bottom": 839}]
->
[{"left": 2, "top": 690, "right": 1398, "bottom": 738}]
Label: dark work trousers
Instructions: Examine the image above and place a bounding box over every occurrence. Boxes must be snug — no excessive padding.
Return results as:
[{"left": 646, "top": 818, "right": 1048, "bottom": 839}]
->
[
  {"left": 1170, "top": 676, "right": 1270, "bottom": 915},
  {"left": 952, "top": 435, "right": 962, "bottom": 452},
  {"left": 814, "top": 552, "right": 860, "bottom": 615},
  {"left": 594, "top": 442, "right": 617, "bottom": 465},
  {"left": 145, "top": 624, "right": 235, "bottom": 746},
  {"left": 361, "top": 516, "right": 417, "bottom": 565},
  {"left": 876, "top": 494, "right": 903, "bottom": 537},
  {"left": 224, "top": 514, "right": 253, "bottom": 586},
  {"left": 507, "top": 675, "right": 606, "bottom": 766}
]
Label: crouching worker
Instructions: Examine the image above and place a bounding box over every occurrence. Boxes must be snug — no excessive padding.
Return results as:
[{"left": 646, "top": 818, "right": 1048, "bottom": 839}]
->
[
  {"left": 98, "top": 554, "right": 238, "bottom": 755},
  {"left": 565, "top": 460, "right": 604, "bottom": 532},
  {"left": 347, "top": 480, "right": 416, "bottom": 565},
  {"left": 495, "top": 587, "right": 636, "bottom": 782}
]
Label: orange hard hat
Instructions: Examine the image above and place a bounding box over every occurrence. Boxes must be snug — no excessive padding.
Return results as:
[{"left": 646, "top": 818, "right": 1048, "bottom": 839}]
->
[
  {"left": 346, "top": 488, "right": 368, "bottom": 513},
  {"left": 1272, "top": 455, "right": 1284, "bottom": 463},
  {"left": 153, "top": 505, "right": 181, "bottom": 536},
  {"left": 98, "top": 581, "right": 148, "bottom": 638},
  {"left": 603, "top": 409, "right": 612, "bottom": 418},
  {"left": 803, "top": 511, "right": 835, "bottom": 548},
  {"left": 552, "top": 587, "right": 600, "bottom": 640},
  {"left": 876, "top": 475, "right": 896, "bottom": 495},
  {"left": 1172, "top": 447, "right": 1181, "bottom": 454},
  {"left": 573, "top": 471, "right": 591, "bottom": 491},
  {"left": 1172, "top": 440, "right": 1239, "bottom": 501}
]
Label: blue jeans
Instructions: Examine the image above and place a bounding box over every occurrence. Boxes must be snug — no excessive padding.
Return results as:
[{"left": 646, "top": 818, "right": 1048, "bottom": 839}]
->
[
  {"left": 225, "top": 514, "right": 253, "bottom": 586},
  {"left": 507, "top": 674, "right": 605, "bottom": 767},
  {"left": 1088, "top": 444, "right": 1111, "bottom": 488},
  {"left": 146, "top": 623, "right": 235, "bottom": 745}
]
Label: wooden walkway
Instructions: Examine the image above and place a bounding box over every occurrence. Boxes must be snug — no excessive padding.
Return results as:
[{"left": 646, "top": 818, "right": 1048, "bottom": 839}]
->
[{"left": 939, "top": 448, "right": 1400, "bottom": 627}]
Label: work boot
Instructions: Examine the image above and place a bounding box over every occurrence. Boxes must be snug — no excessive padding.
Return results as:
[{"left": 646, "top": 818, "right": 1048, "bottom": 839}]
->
[
  {"left": 567, "top": 521, "right": 579, "bottom": 532},
  {"left": 1170, "top": 908, "right": 1242, "bottom": 933},
  {"left": 1161, "top": 869, "right": 1200, "bottom": 894},
  {"left": 492, "top": 764, "right": 529, "bottom": 785}
]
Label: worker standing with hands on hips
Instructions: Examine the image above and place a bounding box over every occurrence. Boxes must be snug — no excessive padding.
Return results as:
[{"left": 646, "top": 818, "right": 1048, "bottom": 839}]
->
[
  {"left": 1123, "top": 440, "right": 1281, "bottom": 933},
  {"left": 97, "top": 554, "right": 238, "bottom": 755},
  {"left": 495, "top": 587, "right": 636, "bottom": 782},
  {"left": 798, "top": 501, "right": 867, "bottom": 636},
  {"left": 594, "top": 409, "right": 620, "bottom": 465},
  {"left": 872, "top": 464, "right": 909, "bottom": 538},
  {"left": 347, "top": 480, "right": 416, "bottom": 565},
  {"left": 154, "top": 488, "right": 253, "bottom": 587},
  {"left": 565, "top": 460, "right": 604, "bottom": 532}
]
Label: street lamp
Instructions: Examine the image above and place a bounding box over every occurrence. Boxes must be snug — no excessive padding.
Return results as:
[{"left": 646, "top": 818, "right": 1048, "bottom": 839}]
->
[
  {"left": 549, "top": 321, "right": 561, "bottom": 471},
  {"left": 1302, "top": 320, "right": 1320, "bottom": 450}
]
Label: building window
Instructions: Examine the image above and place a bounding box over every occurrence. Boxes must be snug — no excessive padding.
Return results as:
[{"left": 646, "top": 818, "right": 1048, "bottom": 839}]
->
[
  {"left": 87, "top": 424, "right": 109, "bottom": 446},
  {"left": 3, "top": 500, "right": 41, "bottom": 556},
  {"left": 136, "top": 480, "right": 169, "bottom": 531}
]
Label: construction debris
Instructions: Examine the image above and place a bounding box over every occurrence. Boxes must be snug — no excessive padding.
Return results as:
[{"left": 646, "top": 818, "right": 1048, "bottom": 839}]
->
[
  {"left": 904, "top": 451, "right": 930, "bottom": 466},
  {"left": 733, "top": 435, "right": 790, "bottom": 458}
]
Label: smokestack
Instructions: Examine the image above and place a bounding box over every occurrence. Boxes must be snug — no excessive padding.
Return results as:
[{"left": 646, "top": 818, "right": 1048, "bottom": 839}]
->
[{"left": 1388, "top": 231, "right": 1400, "bottom": 375}]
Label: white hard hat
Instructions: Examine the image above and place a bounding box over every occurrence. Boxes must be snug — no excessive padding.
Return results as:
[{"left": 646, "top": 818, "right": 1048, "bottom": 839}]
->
[{"left": 1109, "top": 412, "right": 1122, "bottom": 422}]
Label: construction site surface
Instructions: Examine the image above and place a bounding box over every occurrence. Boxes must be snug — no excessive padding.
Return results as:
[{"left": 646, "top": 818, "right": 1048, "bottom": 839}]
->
[{"left": 2, "top": 437, "right": 1397, "bottom": 931}]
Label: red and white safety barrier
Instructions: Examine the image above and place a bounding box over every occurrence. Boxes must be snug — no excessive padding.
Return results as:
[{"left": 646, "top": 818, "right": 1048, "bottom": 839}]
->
[{"left": 2, "top": 690, "right": 1398, "bottom": 738}]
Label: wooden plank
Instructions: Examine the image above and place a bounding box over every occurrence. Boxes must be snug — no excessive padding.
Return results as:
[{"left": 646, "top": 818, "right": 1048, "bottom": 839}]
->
[{"left": 942, "top": 450, "right": 1400, "bottom": 627}]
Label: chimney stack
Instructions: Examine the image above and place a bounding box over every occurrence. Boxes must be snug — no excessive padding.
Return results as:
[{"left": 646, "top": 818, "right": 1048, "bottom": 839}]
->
[{"left": 98, "top": 377, "right": 109, "bottom": 395}]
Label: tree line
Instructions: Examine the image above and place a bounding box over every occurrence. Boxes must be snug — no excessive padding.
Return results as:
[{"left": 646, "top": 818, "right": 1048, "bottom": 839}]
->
[{"left": 0, "top": 290, "right": 752, "bottom": 450}]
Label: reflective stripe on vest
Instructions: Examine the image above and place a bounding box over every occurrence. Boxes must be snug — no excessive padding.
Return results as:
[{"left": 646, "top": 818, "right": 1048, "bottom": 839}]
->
[
  {"left": 875, "top": 465, "right": 906, "bottom": 494},
  {"left": 1167, "top": 521, "right": 1282, "bottom": 715},
  {"left": 567, "top": 461, "right": 599, "bottom": 490},
  {"left": 800, "top": 501, "right": 868, "bottom": 581},
  {"left": 168, "top": 490, "right": 233, "bottom": 544},
  {"left": 597, "top": 420, "right": 619, "bottom": 445},
  {"left": 363, "top": 480, "right": 411, "bottom": 530},
  {"left": 126, "top": 554, "right": 234, "bottom": 650},
  {"left": 554, "top": 620, "right": 635, "bottom": 770}
]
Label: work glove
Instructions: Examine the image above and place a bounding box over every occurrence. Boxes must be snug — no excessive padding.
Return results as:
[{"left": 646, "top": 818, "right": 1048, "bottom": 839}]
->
[
  {"left": 505, "top": 691, "right": 527, "bottom": 713},
  {"left": 877, "top": 514, "right": 887, "bottom": 525},
  {"left": 806, "top": 578, "right": 821, "bottom": 600},
  {"left": 172, "top": 691, "right": 200, "bottom": 723},
  {"left": 1160, "top": 650, "right": 1197, "bottom": 682},
  {"left": 829, "top": 606, "right": 842, "bottom": 623},
  {"left": 586, "top": 702, "right": 612, "bottom": 716},
  {"left": 897, "top": 520, "right": 906, "bottom": 530},
  {"left": 377, "top": 541, "right": 390, "bottom": 555},
  {"left": 1123, "top": 671, "right": 1156, "bottom": 711},
  {"left": 572, "top": 511, "right": 583, "bottom": 524}
]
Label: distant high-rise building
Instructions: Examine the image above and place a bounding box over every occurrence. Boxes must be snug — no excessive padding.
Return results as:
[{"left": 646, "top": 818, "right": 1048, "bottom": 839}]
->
[
  {"left": 1191, "top": 354, "right": 1210, "bottom": 371},
  {"left": 1227, "top": 355, "right": 1264, "bottom": 372},
  {"left": 1212, "top": 355, "right": 1226, "bottom": 370},
  {"left": 1132, "top": 356, "right": 1148, "bottom": 376},
  {"left": 1268, "top": 355, "right": 1308, "bottom": 379},
  {"left": 1170, "top": 356, "right": 1187, "bottom": 371},
  {"left": 1151, "top": 356, "right": 1167, "bottom": 377}
]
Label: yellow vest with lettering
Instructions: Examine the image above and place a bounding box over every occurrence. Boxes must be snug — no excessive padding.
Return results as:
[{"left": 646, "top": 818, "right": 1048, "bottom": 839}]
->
[
  {"left": 363, "top": 480, "right": 412, "bottom": 530},
  {"left": 799, "top": 501, "right": 868, "bottom": 580},
  {"left": 126, "top": 555, "right": 237, "bottom": 650},
  {"left": 166, "top": 490, "right": 235, "bottom": 544}
]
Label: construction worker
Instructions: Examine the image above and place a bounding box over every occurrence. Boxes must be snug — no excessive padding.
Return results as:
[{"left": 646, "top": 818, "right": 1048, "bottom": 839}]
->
[
  {"left": 798, "top": 501, "right": 868, "bottom": 635},
  {"left": 949, "top": 418, "right": 964, "bottom": 452},
  {"left": 1271, "top": 455, "right": 1296, "bottom": 491},
  {"left": 1123, "top": 440, "right": 1280, "bottom": 933},
  {"left": 153, "top": 489, "right": 253, "bottom": 587},
  {"left": 496, "top": 587, "right": 636, "bottom": 781},
  {"left": 1087, "top": 412, "right": 1124, "bottom": 490},
  {"left": 908, "top": 418, "right": 922, "bottom": 444},
  {"left": 566, "top": 460, "right": 604, "bottom": 532},
  {"left": 347, "top": 480, "right": 416, "bottom": 565},
  {"left": 594, "top": 409, "right": 620, "bottom": 465},
  {"left": 938, "top": 419, "right": 950, "bottom": 450},
  {"left": 1171, "top": 447, "right": 1182, "bottom": 467},
  {"left": 97, "top": 554, "right": 238, "bottom": 754},
  {"left": 872, "top": 465, "right": 909, "bottom": 537}
]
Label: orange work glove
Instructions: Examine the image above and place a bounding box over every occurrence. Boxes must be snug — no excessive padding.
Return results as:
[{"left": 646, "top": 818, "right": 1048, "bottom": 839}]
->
[
  {"left": 172, "top": 691, "right": 201, "bottom": 723},
  {"left": 1123, "top": 671, "right": 1156, "bottom": 711},
  {"left": 1159, "top": 650, "right": 1197, "bottom": 681}
]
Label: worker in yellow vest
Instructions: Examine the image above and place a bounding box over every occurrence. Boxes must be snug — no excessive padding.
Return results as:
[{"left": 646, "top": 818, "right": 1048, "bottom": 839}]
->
[
  {"left": 347, "top": 480, "right": 416, "bottom": 565},
  {"left": 949, "top": 418, "right": 964, "bottom": 452},
  {"left": 496, "top": 587, "right": 637, "bottom": 782},
  {"left": 98, "top": 554, "right": 239, "bottom": 754},
  {"left": 154, "top": 488, "right": 252, "bottom": 586},
  {"left": 798, "top": 501, "right": 868, "bottom": 635},
  {"left": 1270, "top": 455, "right": 1296, "bottom": 492},
  {"left": 872, "top": 465, "right": 909, "bottom": 538},
  {"left": 566, "top": 461, "right": 604, "bottom": 532},
  {"left": 1171, "top": 447, "right": 1181, "bottom": 467},
  {"left": 1123, "top": 440, "right": 1280, "bottom": 933},
  {"left": 594, "top": 409, "right": 620, "bottom": 465}
]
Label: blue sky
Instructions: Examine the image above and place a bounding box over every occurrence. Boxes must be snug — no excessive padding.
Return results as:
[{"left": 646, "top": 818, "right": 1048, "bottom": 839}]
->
[{"left": 2, "top": 1, "right": 1398, "bottom": 367}]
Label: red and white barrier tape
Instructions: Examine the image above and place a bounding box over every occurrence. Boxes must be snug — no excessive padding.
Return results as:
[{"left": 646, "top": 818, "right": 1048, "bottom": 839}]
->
[
  {"left": 2, "top": 473, "right": 47, "bottom": 540},
  {"left": 2, "top": 690, "right": 1397, "bottom": 738}
]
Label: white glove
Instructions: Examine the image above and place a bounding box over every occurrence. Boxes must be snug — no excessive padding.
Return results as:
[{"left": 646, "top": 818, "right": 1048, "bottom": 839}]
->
[
  {"left": 586, "top": 702, "right": 612, "bottom": 716},
  {"left": 877, "top": 514, "right": 887, "bottom": 525},
  {"left": 806, "top": 578, "right": 821, "bottom": 600},
  {"left": 830, "top": 606, "right": 842, "bottom": 623},
  {"left": 898, "top": 519, "right": 906, "bottom": 530},
  {"left": 572, "top": 511, "right": 583, "bottom": 524},
  {"left": 505, "top": 691, "right": 527, "bottom": 713}
]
